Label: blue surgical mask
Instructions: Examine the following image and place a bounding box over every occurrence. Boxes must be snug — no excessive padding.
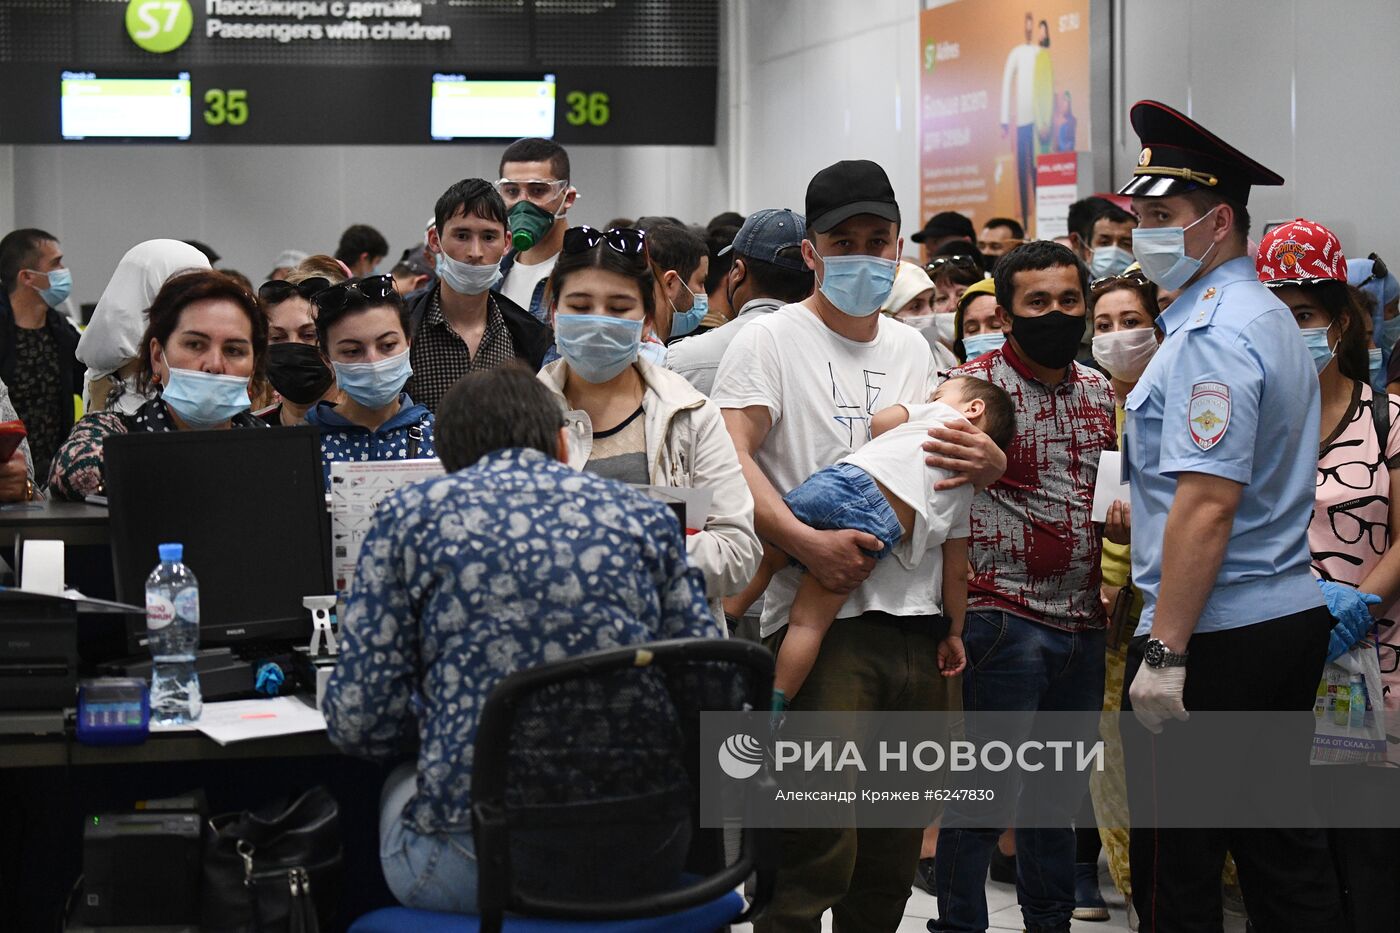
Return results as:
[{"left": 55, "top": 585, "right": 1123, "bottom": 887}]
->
[
  {"left": 1381, "top": 315, "right": 1400, "bottom": 352},
  {"left": 555, "top": 313, "right": 643, "bottom": 383},
  {"left": 161, "top": 368, "right": 251, "bottom": 426},
  {"left": 1300, "top": 324, "right": 1335, "bottom": 374},
  {"left": 29, "top": 267, "right": 72, "bottom": 307},
  {"left": 815, "top": 251, "right": 898, "bottom": 317},
  {"left": 961, "top": 331, "right": 1007, "bottom": 359},
  {"left": 1370, "top": 347, "right": 1385, "bottom": 389},
  {"left": 436, "top": 251, "right": 501, "bottom": 296},
  {"left": 1089, "top": 245, "right": 1134, "bottom": 279},
  {"left": 333, "top": 349, "right": 413, "bottom": 408},
  {"left": 668, "top": 290, "right": 707, "bottom": 339},
  {"left": 1131, "top": 207, "right": 1219, "bottom": 291}
]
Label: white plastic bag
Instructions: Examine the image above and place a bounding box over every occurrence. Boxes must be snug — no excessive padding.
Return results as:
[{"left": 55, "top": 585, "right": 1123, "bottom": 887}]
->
[{"left": 1312, "top": 641, "right": 1387, "bottom": 765}]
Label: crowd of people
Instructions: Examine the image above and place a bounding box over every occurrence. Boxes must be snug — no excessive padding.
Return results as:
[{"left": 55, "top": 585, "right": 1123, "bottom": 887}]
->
[{"left": 3, "top": 101, "right": 1398, "bottom": 933}]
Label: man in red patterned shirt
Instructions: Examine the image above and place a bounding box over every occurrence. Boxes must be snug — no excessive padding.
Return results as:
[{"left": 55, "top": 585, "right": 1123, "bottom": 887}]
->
[{"left": 929, "top": 241, "right": 1118, "bottom": 933}]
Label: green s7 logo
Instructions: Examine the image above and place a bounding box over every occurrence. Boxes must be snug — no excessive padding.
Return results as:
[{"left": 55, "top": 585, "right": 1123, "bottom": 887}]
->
[{"left": 126, "top": 0, "right": 193, "bottom": 54}]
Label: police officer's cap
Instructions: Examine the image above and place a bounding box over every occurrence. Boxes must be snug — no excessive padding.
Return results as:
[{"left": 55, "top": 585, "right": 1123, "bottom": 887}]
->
[{"left": 1118, "top": 100, "right": 1283, "bottom": 205}]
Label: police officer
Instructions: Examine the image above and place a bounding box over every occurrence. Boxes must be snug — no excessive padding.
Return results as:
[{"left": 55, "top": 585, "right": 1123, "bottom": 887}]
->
[{"left": 1117, "top": 101, "right": 1344, "bottom": 932}]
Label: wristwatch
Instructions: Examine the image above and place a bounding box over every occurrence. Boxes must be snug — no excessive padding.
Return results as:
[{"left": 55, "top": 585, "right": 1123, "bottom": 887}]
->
[{"left": 1143, "top": 637, "right": 1189, "bottom": 669}]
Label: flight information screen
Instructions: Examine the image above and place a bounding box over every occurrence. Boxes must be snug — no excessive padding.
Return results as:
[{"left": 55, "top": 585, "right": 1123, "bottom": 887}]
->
[
  {"left": 430, "top": 74, "right": 556, "bottom": 141},
  {"left": 60, "top": 72, "right": 192, "bottom": 140}
]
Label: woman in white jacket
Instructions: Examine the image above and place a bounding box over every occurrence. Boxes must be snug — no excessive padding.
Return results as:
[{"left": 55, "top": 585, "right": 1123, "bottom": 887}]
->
[{"left": 538, "top": 225, "right": 760, "bottom": 628}]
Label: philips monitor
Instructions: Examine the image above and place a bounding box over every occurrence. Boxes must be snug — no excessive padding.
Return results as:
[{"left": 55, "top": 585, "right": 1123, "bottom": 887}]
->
[
  {"left": 60, "top": 71, "right": 192, "bottom": 141},
  {"left": 105, "top": 427, "right": 332, "bottom": 647},
  {"left": 430, "top": 73, "right": 556, "bottom": 141}
]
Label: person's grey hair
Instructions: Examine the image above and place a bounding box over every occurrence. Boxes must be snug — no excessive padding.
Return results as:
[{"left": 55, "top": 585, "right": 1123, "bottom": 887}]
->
[{"left": 436, "top": 365, "right": 567, "bottom": 471}]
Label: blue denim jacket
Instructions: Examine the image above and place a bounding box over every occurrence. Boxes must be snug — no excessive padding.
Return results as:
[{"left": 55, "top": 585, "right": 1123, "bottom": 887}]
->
[{"left": 322, "top": 447, "right": 719, "bottom": 834}]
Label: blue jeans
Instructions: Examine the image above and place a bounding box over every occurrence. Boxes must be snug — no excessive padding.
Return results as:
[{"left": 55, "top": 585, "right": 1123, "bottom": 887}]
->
[
  {"left": 931, "top": 611, "right": 1106, "bottom": 933},
  {"left": 379, "top": 763, "right": 480, "bottom": 913},
  {"left": 782, "top": 462, "right": 903, "bottom": 560}
]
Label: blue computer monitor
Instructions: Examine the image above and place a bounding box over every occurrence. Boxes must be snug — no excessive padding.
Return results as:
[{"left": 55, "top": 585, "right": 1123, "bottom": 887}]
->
[{"left": 105, "top": 426, "right": 331, "bottom": 647}]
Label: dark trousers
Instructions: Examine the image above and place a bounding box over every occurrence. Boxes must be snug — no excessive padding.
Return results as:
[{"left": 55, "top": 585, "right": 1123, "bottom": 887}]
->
[
  {"left": 1121, "top": 607, "right": 1345, "bottom": 933},
  {"left": 932, "top": 611, "right": 1106, "bottom": 933},
  {"left": 756, "top": 612, "right": 948, "bottom": 933}
]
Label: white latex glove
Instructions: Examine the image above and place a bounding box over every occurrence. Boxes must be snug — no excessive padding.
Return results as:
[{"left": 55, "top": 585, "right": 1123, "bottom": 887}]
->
[{"left": 1128, "top": 664, "right": 1189, "bottom": 734}]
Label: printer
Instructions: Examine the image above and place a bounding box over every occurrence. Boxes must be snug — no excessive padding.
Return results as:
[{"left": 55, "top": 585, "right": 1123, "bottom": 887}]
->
[{"left": 0, "top": 590, "right": 78, "bottom": 711}]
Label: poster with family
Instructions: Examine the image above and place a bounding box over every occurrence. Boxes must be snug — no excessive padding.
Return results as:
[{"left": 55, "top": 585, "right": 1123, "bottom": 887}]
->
[{"left": 918, "top": 0, "right": 1092, "bottom": 238}]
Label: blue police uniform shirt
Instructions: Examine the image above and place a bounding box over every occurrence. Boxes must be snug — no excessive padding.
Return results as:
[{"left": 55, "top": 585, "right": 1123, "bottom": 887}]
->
[{"left": 1125, "top": 255, "right": 1325, "bottom": 635}]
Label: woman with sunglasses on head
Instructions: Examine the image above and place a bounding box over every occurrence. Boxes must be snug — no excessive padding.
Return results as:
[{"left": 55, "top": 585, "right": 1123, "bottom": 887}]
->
[
  {"left": 538, "top": 226, "right": 760, "bottom": 627},
  {"left": 256, "top": 276, "right": 342, "bottom": 427},
  {"left": 305, "top": 275, "right": 435, "bottom": 487},
  {"left": 48, "top": 270, "right": 268, "bottom": 500},
  {"left": 1259, "top": 220, "right": 1400, "bottom": 932}
]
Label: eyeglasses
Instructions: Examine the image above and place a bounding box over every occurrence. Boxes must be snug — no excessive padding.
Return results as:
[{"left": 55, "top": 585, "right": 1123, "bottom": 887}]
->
[
  {"left": 1378, "top": 642, "right": 1400, "bottom": 674},
  {"left": 311, "top": 274, "right": 398, "bottom": 314},
  {"left": 1316, "top": 447, "right": 1385, "bottom": 491},
  {"left": 562, "top": 225, "right": 648, "bottom": 259},
  {"left": 1327, "top": 495, "right": 1390, "bottom": 555},
  {"left": 494, "top": 178, "right": 569, "bottom": 203},
  {"left": 258, "top": 276, "right": 330, "bottom": 305},
  {"left": 1091, "top": 270, "right": 1151, "bottom": 292},
  {"left": 926, "top": 255, "right": 982, "bottom": 275}
]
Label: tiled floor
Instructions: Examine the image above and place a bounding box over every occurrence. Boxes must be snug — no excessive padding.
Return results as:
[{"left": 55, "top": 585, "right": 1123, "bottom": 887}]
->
[{"left": 736, "top": 861, "right": 1252, "bottom": 932}]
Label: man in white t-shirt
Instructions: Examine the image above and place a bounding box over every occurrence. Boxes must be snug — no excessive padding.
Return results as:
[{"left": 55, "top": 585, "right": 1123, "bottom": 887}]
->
[
  {"left": 495, "top": 138, "right": 577, "bottom": 327},
  {"left": 713, "top": 159, "right": 1007, "bottom": 933}
]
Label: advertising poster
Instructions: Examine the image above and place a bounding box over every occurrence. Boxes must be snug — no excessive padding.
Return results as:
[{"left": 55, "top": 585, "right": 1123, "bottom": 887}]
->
[{"left": 918, "top": 0, "right": 1091, "bottom": 239}]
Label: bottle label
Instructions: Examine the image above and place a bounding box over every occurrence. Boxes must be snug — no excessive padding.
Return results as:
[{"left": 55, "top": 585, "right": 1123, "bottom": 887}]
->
[
  {"left": 174, "top": 587, "right": 200, "bottom": 625},
  {"left": 146, "top": 593, "right": 175, "bottom": 630}
]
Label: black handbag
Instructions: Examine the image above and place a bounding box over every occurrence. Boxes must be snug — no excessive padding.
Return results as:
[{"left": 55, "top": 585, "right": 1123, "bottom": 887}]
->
[{"left": 201, "top": 785, "right": 344, "bottom": 933}]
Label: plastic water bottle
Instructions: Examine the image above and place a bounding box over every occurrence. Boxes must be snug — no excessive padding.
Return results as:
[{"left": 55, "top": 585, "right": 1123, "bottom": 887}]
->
[{"left": 145, "top": 542, "right": 203, "bottom": 724}]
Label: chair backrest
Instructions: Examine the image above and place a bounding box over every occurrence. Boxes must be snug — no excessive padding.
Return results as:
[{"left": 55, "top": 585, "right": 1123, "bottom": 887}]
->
[{"left": 471, "top": 637, "right": 776, "bottom": 932}]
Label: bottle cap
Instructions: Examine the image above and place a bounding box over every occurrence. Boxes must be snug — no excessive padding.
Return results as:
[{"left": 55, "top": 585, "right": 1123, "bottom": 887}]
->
[
  {"left": 511, "top": 229, "right": 536, "bottom": 252},
  {"left": 158, "top": 542, "right": 183, "bottom": 563}
]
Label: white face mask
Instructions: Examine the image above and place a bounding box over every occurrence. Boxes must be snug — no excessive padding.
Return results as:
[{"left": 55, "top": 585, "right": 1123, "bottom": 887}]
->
[
  {"left": 1131, "top": 206, "right": 1220, "bottom": 291},
  {"left": 1091, "top": 327, "right": 1159, "bottom": 381}
]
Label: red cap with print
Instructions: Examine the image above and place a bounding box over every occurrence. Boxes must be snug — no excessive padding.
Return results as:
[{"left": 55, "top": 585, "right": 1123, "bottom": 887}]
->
[{"left": 1256, "top": 218, "right": 1348, "bottom": 286}]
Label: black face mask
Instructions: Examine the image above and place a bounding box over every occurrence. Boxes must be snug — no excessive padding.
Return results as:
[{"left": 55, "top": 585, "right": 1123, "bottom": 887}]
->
[
  {"left": 266, "top": 342, "right": 335, "bottom": 405},
  {"left": 1010, "top": 309, "right": 1083, "bottom": 370}
]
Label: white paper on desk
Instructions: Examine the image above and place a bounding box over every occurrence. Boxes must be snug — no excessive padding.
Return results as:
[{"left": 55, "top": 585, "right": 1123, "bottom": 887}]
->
[
  {"left": 1092, "top": 451, "right": 1130, "bottom": 524},
  {"left": 634, "top": 485, "right": 713, "bottom": 532},
  {"left": 194, "top": 696, "right": 326, "bottom": 746}
]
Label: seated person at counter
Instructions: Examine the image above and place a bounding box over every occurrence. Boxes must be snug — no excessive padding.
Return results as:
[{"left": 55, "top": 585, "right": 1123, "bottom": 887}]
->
[
  {"left": 323, "top": 365, "right": 719, "bottom": 914},
  {"left": 305, "top": 275, "right": 435, "bottom": 485},
  {"left": 257, "top": 276, "right": 342, "bottom": 427},
  {"left": 48, "top": 270, "right": 267, "bottom": 500}
]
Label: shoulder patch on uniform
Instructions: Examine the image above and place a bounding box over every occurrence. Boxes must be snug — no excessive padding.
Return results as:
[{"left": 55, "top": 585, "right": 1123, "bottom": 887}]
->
[{"left": 1188, "top": 382, "right": 1230, "bottom": 451}]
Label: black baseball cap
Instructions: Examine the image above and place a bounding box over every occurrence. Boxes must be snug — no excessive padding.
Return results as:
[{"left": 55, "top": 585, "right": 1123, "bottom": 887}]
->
[
  {"left": 805, "top": 160, "right": 901, "bottom": 234},
  {"left": 911, "top": 211, "right": 976, "bottom": 244}
]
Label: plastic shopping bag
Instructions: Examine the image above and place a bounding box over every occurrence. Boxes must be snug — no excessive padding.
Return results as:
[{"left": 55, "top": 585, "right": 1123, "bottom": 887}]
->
[{"left": 1312, "top": 641, "right": 1387, "bottom": 765}]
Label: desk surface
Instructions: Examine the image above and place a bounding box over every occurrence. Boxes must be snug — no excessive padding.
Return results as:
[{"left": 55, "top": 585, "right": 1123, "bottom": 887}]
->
[
  {"left": 0, "top": 500, "right": 109, "bottom": 547},
  {"left": 0, "top": 727, "right": 336, "bottom": 769}
]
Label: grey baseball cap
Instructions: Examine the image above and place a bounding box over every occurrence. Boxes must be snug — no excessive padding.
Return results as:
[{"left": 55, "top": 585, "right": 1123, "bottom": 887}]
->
[{"left": 719, "top": 208, "right": 807, "bottom": 270}]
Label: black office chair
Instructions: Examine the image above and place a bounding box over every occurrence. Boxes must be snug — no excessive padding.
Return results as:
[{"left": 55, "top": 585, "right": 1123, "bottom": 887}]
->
[{"left": 350, "top": 637, "right": 777, "bottom": 933}]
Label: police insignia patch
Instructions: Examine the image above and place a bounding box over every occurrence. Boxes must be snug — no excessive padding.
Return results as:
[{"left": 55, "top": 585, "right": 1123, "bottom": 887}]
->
[{"left": 1188, "top": 381, "right": 1230, "bottom": 451}]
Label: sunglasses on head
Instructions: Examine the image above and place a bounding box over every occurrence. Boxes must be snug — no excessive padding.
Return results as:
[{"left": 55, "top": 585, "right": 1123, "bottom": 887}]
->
[
  {"left": 259, "top": 276, "right": 330, "bottom": 304},
  {"left": 1091, "top": 269, "right": 1151, "bottom": 292},
  {"left": 926, "top": 255, "right": 982, "bottom": 275},
  {"left": 311, "top": 274, "right": 398, "bottom": 314},
  {"left": 562, "top": 225, "right": 647, "bottom": 258}
]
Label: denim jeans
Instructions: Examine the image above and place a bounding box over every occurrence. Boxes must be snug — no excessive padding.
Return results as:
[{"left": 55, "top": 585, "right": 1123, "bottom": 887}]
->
[
  {"left": 783, "top": 462, "right": 904, "bottom": 560},
  {"left": 379, "top": 763, "right": 480, "bottom": 913},
  {"left": 931, "top": 610, "right": 1106, "bottom": 933}
]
